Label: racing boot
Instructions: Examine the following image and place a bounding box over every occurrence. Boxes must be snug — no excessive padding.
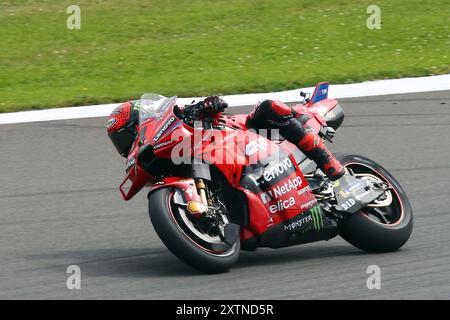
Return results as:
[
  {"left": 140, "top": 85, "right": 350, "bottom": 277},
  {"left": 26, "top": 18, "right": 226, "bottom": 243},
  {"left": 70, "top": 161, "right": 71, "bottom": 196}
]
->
[{"left": 285, "top": 115, "right": 385, "bottom": 213}]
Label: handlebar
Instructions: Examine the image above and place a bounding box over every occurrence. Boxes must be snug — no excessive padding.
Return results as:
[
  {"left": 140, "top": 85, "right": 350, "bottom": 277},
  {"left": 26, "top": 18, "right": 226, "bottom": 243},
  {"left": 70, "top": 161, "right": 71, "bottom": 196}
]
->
[{"left": 181, "top": 100, "right": 228, "bottom": 122}]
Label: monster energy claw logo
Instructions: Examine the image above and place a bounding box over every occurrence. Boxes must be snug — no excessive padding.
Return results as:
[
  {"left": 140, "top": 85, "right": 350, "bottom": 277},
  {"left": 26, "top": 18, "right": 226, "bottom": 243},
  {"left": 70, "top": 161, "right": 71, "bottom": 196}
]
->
[{"left": 311, "top": 205, "right": 324, "bottom": 231}]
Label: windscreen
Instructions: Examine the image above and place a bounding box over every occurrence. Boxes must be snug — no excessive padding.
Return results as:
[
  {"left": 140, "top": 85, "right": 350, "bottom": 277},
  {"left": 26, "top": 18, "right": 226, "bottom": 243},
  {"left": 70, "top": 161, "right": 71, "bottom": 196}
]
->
[{"left": 139, "top": 93, "right": 177, "bottom": 125}]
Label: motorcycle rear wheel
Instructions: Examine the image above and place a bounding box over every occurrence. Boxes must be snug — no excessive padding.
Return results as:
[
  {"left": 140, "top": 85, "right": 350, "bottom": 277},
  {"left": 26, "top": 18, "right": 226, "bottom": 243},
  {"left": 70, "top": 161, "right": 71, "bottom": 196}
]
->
[
  {"left": 148, "top": 187, "right": 240, "bottom": 273},
  {"left": 335, "top": 153, "right": 413, "bottom": 252}
]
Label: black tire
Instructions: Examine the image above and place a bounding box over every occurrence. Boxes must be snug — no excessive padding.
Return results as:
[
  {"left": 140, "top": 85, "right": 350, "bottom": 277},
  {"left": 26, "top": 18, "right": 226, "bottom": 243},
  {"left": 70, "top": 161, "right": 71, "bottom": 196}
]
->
[
  {"left": 335, "top": 153, "right": 413, "bottom": 252},
  {"left": 148, "top": 187, "right": 240, "bottom": 273}
]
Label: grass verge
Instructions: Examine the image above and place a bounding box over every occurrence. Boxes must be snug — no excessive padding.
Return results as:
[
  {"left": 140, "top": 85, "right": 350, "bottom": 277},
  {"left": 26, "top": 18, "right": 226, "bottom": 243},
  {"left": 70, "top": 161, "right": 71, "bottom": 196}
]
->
[{"left": 0, "top": 0, "right": 449, "bottom": 112}]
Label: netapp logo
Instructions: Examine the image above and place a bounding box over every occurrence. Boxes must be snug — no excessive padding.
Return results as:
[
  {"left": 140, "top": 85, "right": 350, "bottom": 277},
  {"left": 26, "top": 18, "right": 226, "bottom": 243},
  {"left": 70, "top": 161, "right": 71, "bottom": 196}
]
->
[
  {"left": 261, "top": 176, "right": 302, "bottom": 204},
  {"left": 153, "top": 117, "right": 175, "bottom": 142},
  {"left": 263, "top": 157, "right": 293, "bottom": 182}
]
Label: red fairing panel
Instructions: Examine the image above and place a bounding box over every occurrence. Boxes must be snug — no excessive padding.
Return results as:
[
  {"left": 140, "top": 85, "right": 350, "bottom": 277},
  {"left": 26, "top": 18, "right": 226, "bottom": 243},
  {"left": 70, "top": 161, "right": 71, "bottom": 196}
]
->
[
  {"left": 120, "top": 164, "right": 154, "bottom": 201},
  {"left": 292, "top": 99, "right": 339, "bottom": 132},
  {"left": 238, "top": 153, "right": 319, "bottom": 238},
  {"left": 237, "top": 188, "right": 273, "bottom": 237},
  {"left": 148, "top": 177, "right": 203, "bottom": 203}
]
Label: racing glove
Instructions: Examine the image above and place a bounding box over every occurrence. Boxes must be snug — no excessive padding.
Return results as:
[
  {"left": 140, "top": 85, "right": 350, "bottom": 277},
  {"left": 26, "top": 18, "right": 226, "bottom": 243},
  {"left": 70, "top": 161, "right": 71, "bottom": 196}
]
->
[{"left": 203, "top": 96, "right": 228, "bottom": 114}]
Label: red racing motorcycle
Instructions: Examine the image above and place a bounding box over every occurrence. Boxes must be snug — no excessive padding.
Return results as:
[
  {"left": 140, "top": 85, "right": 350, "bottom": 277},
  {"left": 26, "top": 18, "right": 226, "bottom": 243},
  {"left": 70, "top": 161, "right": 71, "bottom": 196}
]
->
[{"left": 118, "top": 83, "right": 413, "bottom": 273}]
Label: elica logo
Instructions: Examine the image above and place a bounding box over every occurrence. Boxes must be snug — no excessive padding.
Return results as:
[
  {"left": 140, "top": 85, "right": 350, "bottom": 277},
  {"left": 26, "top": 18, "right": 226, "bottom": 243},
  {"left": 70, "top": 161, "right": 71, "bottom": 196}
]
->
[
  {"left": 270, "top": 196, "right": 296, "bottom": 214},
  {"left": 263, "top": 157, "right": 293, "bottom": 182},
  {"left": 153, "top": 117, "right": 175, "bottom": 142}
]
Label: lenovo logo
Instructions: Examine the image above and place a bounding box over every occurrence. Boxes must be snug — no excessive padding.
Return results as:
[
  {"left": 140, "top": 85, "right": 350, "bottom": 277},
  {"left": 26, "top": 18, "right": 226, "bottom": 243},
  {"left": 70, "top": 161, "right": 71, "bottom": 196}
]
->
[{"left": 263, "top": 157, "right": 293, "bottom": 182}]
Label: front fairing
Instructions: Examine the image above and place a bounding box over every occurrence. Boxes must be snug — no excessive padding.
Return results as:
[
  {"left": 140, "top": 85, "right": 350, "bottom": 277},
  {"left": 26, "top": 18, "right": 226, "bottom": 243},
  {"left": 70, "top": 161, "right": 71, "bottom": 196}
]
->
[
  {"left": 120, "top": 97, "right": 186, "bottom": 200},
  {"left": 138, "top": 98, "right": 184, "bottom": 147}
]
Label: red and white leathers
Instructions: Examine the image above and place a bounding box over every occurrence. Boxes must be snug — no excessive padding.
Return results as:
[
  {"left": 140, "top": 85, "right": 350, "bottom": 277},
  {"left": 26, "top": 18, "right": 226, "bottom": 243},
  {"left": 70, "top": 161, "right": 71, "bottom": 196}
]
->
[
  {"left": 246, "top": 99, "right": 345, "bottom": 180},
  {"left": 107, "top": 96, "right": 345, "bottom": 181}
]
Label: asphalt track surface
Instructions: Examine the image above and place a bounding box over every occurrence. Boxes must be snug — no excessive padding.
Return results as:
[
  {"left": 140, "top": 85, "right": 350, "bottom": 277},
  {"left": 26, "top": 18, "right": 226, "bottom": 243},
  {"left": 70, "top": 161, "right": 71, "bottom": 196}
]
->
[{"left": 1, "top": 91, "right": 450, "bottom": 300}]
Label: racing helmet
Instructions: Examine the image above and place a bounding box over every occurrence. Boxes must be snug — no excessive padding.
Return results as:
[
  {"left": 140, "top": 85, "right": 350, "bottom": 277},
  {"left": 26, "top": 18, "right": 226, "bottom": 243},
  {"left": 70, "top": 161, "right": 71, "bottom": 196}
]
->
[{"left": 107, "top": 101, "right": 140, "bottom": 157}]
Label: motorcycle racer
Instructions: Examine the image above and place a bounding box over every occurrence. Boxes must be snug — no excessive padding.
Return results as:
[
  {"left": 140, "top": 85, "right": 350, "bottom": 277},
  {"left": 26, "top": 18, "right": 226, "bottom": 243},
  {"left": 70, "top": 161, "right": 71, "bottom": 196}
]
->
[
  {"left": 107, "top": 95, "right": 374, "bottom": 212},
  {"left": 105, "top": 92, "right": 412, "bottom": 273}
]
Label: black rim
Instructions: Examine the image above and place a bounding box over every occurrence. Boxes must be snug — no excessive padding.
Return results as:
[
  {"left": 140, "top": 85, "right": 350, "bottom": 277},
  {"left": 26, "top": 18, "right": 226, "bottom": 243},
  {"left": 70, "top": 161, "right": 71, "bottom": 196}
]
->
[{"left": 168, "top": 190, "right": 236, "bottom": 256}]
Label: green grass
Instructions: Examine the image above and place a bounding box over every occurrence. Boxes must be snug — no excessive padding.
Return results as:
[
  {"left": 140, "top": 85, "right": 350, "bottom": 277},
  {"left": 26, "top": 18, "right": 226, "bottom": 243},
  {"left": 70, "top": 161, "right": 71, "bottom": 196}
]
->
[{"left": 0, "top": 0, "right": 449, "bottom": 112}]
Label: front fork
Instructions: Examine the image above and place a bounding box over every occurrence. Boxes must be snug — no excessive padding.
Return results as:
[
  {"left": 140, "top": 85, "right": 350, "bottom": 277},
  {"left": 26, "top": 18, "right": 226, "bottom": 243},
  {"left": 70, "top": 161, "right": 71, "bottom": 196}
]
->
[
  {"left": 194, "top": 178, "right": 209, "bottom": 206},
  {"left": 193, "top": 177, "right": 240, "bottom": 245},
  {"left": 191, "top": 163, "right": 213, "bottom": 206}
]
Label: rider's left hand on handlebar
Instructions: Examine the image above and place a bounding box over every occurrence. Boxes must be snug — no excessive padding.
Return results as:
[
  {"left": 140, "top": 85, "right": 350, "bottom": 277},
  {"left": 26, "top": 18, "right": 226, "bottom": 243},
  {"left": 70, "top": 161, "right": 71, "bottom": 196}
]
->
[
  {"left": 203, "top": 96, "right": 228, "bottom": 114},
  {"left": 181, "top": 96, "right": 228, "bottom": 122}
]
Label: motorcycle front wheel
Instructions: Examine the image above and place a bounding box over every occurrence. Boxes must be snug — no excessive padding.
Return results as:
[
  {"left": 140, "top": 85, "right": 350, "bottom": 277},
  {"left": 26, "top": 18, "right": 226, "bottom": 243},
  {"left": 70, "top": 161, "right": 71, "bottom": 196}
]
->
[
  {"left": 335, "top": 153, "right": 413, "bottom": 252},
  {"left": 148, "top": 187, "right": 240, "bottom": 273}
]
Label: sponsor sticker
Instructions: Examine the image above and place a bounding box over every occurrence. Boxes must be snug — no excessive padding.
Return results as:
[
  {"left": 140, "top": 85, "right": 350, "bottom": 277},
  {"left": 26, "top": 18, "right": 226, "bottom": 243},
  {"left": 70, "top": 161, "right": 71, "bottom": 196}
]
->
[
  {"left": 297, "top": 185, "right": 311, "bottom": 196},
  {"left": 300, "top": 199, "right": 318, "bottom": 210},
  {"left": 310, "top": 205, "right": 324, "bottom": 231},
  {"left": 340, "top": 181, "right": 363, "bottom": 197},
  {"left": 284, "top": 214, "right": 312, "bottom": 231},
  {"left": 260, "top": 176, "right": 303, "bottom": 204},
  {"left": 355, "top": 190, "right": 371, "bottom": 201},
  {"left": 262, "top": 157, "right": 293, "bottom": 183},
  {"left": 154, "top": 140, "right": 175, "bottom": 150},
  {"left": 107, "top": 118, "right": 117, "bottom": 129},
  {"left": 153, "top": 116, "right": 176, "bottom": 142},
  {"left": 269, "top": 196, "right": 296, "bottom": 214},
  {"left": 126, "top": 158, "right": 135, "bottom": 170},
  {"left": 246, "top": 137, "right": 268, "bottom": 156},
  {"left": 341, "top": 198, "right": 356, "bottom": 211},
  {"left": 284, "top": 205, "right": 324, "bottom": 232}
]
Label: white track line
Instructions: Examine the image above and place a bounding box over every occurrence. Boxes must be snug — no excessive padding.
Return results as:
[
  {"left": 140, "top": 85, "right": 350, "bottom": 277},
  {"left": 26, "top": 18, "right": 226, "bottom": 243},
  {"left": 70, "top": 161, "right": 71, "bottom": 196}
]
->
[{"left": 1, "top": 74, "right": 449, "bottom": 125}]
